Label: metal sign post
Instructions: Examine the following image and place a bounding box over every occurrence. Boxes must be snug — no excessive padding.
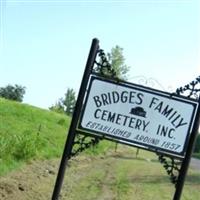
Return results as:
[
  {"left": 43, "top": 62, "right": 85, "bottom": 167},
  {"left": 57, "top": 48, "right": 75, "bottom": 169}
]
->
[
  {"left": 52, "top": 38, "right": 99, "bottom": 200},
  {"left": 173, "top": 97, "right": 200, "bottom": 200}
]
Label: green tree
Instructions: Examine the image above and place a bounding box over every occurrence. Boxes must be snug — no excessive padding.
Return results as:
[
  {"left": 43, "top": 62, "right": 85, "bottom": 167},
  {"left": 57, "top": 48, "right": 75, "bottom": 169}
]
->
[
  {"left": 0, "top": 84, "right": 26, "bottom": 102},
  {"left": 96, "top": 45, "right": 130, "bottom": 80},
  {"left": 62, "top": 88, "right": 76, "bottom": 116},
  {"left": 49, "top": 99, "right": 65, "bottom": 114},
  {"left": 50, "top": 88, "right": 76, "bottom": 116},
  {"left": 107, "top": 45, "right": 130, "bottom": 80}
]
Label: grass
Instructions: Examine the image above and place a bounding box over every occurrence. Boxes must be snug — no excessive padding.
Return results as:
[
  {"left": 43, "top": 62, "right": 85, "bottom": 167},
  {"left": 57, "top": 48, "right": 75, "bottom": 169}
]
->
[
  {"left": 0, "top": 98, "right": 70, "bottom": 176},
  {"left": 62, "top": 146, "right": 200, "bottom": 200}
]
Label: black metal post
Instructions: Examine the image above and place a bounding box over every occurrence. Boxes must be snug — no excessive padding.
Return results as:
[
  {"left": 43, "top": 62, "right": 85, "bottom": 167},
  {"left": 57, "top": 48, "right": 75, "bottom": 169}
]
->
[
  {"left": 52, "top": 38, "right": 99, "bottom": 200},
  {"left": 173, "top": 98, "right": 200, "bottom": 200}
]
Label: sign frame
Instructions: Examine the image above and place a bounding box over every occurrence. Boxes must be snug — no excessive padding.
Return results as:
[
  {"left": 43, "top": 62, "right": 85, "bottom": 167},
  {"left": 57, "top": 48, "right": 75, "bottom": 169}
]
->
[{"left": 78, "top": 75, "right": 199, "bottom": 158}]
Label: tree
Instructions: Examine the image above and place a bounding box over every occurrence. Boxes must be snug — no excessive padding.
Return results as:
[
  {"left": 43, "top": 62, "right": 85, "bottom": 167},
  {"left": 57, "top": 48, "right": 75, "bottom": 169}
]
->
[
  {"left": 107, "top": 45, "right": 130, "bottom": 80},
  {"left": 62, "top": 88, "right": 76, "bottom": 116},
  {"left": 50, "top": 88, "right": 76, "bottom": 116},
  {"left": 0, "top": 84, "right": 26, "bottom": 102},
  {"left": 49, "top": 99, "right": 65, "bottom": 114},
  {"left": 96, "top": 45, "right": 130, "bottom": 80}
]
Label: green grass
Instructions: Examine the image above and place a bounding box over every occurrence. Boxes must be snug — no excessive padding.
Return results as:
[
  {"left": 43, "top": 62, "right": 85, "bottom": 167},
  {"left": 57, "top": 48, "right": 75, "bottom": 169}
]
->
[{"left": 0, "top": 98, "right": 70, "bottom": 176}]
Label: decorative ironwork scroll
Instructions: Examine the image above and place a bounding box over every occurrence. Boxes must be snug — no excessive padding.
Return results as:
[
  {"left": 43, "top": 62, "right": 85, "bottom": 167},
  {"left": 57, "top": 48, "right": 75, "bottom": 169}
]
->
[
  {"left": 93, "top": 49, "right": 117, "bottom": 78},
  {"left": 157, "top": 154, "right": 181, "bottom": 185},
  {"left": 176, "top": 76, "right": 200, "bottom": 99},
  {"left": 129, "top": 75, "right": 173, "bottom": 92},
  {"left": 70, "top": 134, "right": 100, "bottom": 158},
  {"left": 158, "top": 75, "right": 200, "bottom": 186}
]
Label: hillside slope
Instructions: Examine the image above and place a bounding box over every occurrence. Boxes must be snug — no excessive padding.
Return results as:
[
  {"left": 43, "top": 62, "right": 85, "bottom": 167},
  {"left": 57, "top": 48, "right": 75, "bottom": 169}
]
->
[{"left": 0, "top": 98, "right": 70, "bottom": 175}]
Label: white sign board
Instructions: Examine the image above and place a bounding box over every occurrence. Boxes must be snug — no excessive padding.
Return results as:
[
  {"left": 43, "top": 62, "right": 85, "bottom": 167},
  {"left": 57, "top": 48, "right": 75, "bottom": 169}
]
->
[{"left": 79, "top": 76, "right": 198, "bottom": 157}]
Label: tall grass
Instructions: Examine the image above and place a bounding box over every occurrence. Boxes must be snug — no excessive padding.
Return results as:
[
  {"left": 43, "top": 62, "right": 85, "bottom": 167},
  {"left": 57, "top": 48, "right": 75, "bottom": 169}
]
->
[{"left": 0, "top": 98, "right": 70, "bottom": 175}]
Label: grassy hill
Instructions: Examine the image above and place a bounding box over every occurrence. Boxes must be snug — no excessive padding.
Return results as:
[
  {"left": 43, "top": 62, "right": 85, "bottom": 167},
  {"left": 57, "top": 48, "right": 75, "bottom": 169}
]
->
[{"left": 0, "top": 98, "right": 70, "bottom": 176}]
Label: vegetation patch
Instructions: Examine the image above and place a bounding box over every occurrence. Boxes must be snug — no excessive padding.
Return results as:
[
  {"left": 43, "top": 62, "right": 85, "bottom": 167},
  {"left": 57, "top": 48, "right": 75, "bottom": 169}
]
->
[{"left": 0, "top": 98, "right": 70, "bottom": 176}]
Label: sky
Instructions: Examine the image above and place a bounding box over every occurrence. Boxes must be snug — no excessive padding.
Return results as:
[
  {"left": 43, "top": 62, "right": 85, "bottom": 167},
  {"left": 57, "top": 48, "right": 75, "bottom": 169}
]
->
[{"left": 0, "top": 0, "right": 199, "bottom": 109}]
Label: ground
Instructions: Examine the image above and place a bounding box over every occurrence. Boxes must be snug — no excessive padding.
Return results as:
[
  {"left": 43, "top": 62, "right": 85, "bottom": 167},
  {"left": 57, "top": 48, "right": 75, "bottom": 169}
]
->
[{"left": 0, "top": 146, "right": 199, "bottom": 200}]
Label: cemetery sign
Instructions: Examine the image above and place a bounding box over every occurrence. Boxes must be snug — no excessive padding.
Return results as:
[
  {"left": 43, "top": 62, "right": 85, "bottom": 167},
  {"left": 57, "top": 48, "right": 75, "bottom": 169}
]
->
[{"left": 79, "top": 76, "right": 198, "bottom": 158}]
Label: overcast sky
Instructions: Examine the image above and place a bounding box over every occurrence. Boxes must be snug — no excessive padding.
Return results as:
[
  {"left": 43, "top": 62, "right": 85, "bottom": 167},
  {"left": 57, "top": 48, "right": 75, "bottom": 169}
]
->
[{"left": 0, "top": 0, "right": 199, "bottom": 109}]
